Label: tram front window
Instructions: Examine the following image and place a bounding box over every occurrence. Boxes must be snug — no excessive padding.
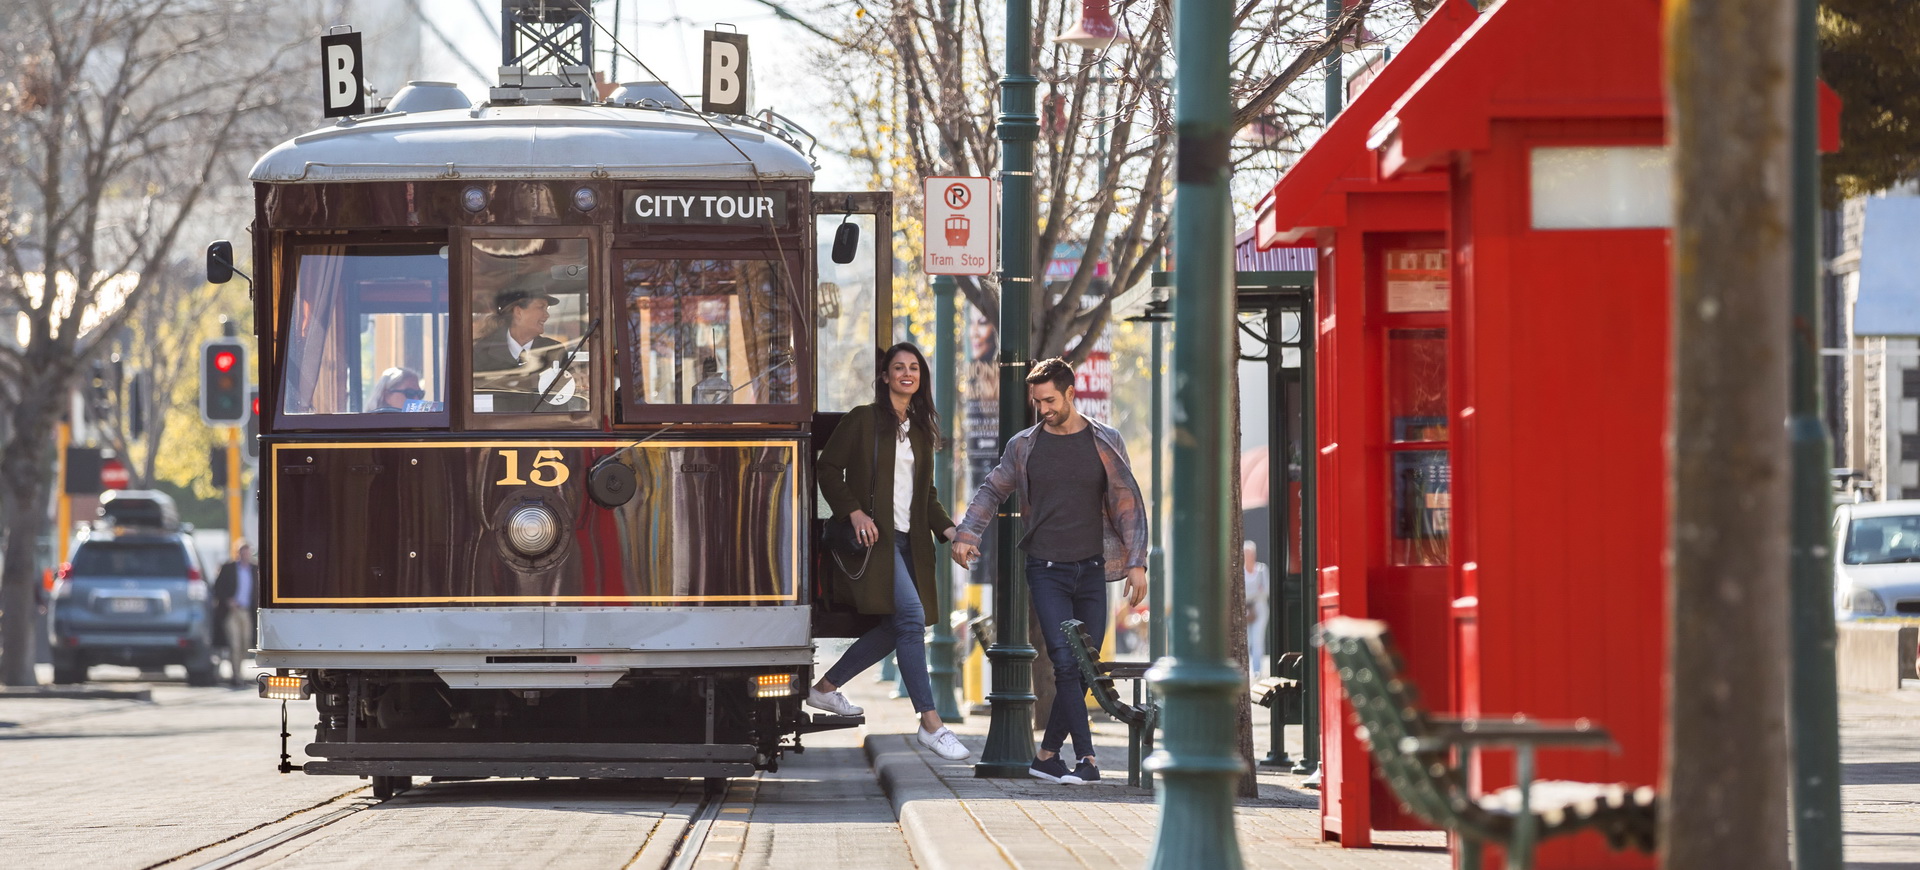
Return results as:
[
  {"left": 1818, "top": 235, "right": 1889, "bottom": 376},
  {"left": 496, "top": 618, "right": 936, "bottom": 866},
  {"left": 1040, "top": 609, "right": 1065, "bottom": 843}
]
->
[
  {"left": 469, "top": 238, "right": 593, "bottom": 415},
  {"left": 281, "top": 243, "right": 449, "bottom": 422},
  {"left": 619, "top": 258, "right": 796, "bottom": 408}
]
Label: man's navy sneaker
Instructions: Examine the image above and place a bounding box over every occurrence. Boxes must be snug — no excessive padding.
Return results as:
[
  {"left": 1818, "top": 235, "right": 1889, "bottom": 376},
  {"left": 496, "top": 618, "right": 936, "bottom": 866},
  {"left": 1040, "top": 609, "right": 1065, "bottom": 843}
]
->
[
  {"left": 1064, "top": 759, "right": 1101, "bottom": 784},
  {"left": 1028, "top": 755, "right": 1072, "bottom": 783}
]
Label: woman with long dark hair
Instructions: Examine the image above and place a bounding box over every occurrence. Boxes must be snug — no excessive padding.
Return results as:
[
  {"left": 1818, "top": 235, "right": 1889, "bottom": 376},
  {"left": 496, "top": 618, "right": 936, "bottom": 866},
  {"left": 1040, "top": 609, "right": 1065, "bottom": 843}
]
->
[{"left": 808, "top": 342, "right": 969, "bottom": 759}]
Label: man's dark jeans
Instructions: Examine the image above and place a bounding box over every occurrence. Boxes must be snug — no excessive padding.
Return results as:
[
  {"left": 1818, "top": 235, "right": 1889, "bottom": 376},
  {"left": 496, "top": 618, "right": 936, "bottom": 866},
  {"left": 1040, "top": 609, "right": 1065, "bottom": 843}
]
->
[{"left": 1028, "top": 555, "right": 1107, "bottom": 760}]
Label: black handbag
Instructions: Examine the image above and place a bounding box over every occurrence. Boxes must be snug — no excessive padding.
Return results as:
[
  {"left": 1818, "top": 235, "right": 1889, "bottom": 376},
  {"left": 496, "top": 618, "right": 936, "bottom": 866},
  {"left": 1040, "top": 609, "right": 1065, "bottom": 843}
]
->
[{"left": 823, "top": 412, "right": 880, "bottom": 580}]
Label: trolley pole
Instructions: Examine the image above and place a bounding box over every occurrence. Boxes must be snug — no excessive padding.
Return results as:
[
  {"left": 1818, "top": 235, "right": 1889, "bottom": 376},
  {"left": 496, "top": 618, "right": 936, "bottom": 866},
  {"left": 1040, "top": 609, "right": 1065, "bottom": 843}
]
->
[
  {"left": 1146, "top": 0, "right": 1244, "bottom": 860},
  {"left": 974, "top": 0, "right": 1040, "bottom": 779},
  {"left": 930, "top": 274, "right": 964, "bottom": 723},
  {"left": 1787, "top": 0, "right": 1843, "bottom": 862}
]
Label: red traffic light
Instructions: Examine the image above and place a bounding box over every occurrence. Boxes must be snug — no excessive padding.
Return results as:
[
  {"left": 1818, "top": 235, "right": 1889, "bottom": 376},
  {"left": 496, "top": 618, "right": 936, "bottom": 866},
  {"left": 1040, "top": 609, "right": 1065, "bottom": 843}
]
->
[
  {"left": 213, "top": 350, "right": 237, "bottom": 373},
  {"left": 252, "top": 395, "right": 260, "bottom": 415}
]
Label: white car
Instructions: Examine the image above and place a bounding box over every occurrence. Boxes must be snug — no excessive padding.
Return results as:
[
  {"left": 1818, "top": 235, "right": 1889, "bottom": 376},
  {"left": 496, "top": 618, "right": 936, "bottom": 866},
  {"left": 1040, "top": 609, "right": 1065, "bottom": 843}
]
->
[{"left": 1833, "top": 500, "right": 1920, "bottom": 620}]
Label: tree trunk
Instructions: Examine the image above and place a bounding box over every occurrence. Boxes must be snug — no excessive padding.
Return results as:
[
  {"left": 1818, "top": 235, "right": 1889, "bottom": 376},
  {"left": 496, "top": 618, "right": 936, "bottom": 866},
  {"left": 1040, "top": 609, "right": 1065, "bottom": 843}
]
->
[
  {"left": 0, "top": 389, "right": 60, "bottom": 686},
  {"left": 1663, "top": 1, "right": 1795, "bottom": 866}
]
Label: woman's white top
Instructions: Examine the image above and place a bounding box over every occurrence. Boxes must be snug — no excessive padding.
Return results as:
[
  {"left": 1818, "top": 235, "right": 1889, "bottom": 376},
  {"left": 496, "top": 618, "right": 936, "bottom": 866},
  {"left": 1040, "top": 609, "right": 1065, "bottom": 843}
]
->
[{"left": 893, "top": 417, "right": 915, "bottom": 533}]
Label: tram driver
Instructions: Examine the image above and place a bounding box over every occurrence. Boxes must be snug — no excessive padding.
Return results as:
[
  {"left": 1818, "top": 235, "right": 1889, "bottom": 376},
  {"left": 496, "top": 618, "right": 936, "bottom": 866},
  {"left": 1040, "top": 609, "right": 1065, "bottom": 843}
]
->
[{"left": 473, "top": 284, "right": 578, "bottom": 412}]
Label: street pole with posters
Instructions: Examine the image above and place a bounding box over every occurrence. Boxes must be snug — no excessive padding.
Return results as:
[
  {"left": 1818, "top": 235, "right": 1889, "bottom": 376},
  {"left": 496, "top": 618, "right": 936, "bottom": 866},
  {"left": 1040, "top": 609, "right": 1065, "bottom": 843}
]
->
[
  {"left": 1146, "top": 0, "right": 1244, "bottom": 860},
  {"left": 974, "top": 0, "right": 1040, "bottom": 778}
]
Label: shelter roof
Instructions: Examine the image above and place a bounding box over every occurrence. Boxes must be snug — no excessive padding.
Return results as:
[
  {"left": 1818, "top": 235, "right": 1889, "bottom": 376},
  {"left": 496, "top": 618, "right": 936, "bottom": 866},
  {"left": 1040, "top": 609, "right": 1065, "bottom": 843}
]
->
[
  {"left": 1255, "top": 0, "right": 1477, "bottom": 247},
  {"left": 1371, "top": 0, "right": 1839, "bottom": 178}
]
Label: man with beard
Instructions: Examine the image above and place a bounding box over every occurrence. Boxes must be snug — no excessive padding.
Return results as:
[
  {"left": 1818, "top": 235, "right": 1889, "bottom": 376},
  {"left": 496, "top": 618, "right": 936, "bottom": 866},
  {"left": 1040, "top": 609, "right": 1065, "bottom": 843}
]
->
[{"left": 951, "top": 357, "right": 1150, "bottom": 786}]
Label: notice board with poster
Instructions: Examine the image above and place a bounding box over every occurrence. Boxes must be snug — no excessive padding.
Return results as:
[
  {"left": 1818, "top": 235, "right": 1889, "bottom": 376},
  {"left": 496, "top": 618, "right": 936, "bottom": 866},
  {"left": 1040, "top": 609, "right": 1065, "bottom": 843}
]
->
[{"left": 1385, "top": 249, "right": 1449, "bottom": 313}]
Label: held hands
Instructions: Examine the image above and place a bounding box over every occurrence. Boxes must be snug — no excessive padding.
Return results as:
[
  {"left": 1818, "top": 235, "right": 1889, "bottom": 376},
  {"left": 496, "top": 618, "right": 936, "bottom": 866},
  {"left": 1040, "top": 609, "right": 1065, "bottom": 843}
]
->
[
  {"left": 951, "top": 540, "right": 978, "bottom": 569},
  {"left": 850, "top": 510, "right": 880, "bottom": 547},
  {"left": 1124, "top": 566, "right": 1149, "bottom": 607}
]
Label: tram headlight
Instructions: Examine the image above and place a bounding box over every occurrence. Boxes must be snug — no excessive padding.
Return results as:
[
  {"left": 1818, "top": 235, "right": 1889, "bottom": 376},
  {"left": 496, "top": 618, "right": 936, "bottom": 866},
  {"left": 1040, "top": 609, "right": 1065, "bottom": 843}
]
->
[
  {"left": 258, "top": 673, "right": 312, "bottom": 701},
  {"left": 505, "top": 503, "right": 561, "bottom": 557},
  {"left": 752, "top": 673, "right": 798, "bottom": 699},
  {"left": 462, "top": 185, "right": 488, "bottom": 213},
  {"left": 572, "top": 186, "right": 598, "bottom": 212}
]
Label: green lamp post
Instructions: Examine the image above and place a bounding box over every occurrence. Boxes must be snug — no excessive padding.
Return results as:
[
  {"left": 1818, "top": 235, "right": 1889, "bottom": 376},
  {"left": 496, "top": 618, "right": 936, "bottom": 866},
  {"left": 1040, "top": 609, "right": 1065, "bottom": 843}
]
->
[
  {"left": 1144, "top": 0, "right": 1245, "bottom": 861},
  {"left": 973, "top": 0, "right": 1040, "bottom": 778}
]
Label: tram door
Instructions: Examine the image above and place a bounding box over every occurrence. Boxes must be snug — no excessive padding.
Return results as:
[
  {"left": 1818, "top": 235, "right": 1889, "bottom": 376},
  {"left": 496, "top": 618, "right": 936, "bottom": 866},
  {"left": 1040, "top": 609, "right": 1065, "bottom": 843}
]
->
[{"left": 811, "top": 191, "right": 894, "bottom": 635}]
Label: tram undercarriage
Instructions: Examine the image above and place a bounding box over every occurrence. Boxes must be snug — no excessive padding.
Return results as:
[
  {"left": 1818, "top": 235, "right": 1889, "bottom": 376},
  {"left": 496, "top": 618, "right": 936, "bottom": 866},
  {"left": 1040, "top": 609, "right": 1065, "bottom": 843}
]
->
[{"left": 269, "top": 665, "right": 860, "bottom": 789}]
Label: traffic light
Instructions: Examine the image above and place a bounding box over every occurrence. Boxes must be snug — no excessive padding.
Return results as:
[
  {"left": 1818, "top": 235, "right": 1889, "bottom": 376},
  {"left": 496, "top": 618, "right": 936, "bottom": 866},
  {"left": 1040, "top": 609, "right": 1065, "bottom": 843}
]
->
[
  {"left": 199, "top": 340, "right": 247, "bottom": 425},
  {"left": 243, "top": 388, "right": 260, "bottom": 464}
]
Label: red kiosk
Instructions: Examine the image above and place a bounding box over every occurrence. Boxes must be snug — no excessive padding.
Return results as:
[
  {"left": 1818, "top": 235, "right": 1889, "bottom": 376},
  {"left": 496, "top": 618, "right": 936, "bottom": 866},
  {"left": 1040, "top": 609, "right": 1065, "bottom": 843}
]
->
[{"left": 1261, "top": 1, "right": 1840, "bottom": 865}]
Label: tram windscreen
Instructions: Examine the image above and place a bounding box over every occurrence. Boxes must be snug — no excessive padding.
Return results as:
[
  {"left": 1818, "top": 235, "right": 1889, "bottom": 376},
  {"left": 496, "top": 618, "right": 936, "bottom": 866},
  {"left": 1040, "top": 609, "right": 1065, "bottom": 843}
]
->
[
  {"left": 619, "top": 258, "right": 797, "bottom": 407},
  {"left": 469, "top": 238, "right": 594, "bottom": 415},
  {"left": 281, "top": 243, "right": 449, "bottom": 421}
]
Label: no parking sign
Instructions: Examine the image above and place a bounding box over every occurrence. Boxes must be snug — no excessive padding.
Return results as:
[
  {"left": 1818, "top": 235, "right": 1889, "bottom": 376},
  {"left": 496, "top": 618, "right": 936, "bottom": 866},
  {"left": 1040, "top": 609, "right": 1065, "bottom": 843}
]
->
[{"left": 923, "top": 177, "right": 993, "bottom": 276}]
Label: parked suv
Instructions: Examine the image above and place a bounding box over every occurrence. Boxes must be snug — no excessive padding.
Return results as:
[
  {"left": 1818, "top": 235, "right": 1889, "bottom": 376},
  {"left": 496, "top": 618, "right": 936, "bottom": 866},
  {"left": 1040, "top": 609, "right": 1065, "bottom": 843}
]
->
[{"left": 49, "top": 492, "right": 228, "bottom": 685}]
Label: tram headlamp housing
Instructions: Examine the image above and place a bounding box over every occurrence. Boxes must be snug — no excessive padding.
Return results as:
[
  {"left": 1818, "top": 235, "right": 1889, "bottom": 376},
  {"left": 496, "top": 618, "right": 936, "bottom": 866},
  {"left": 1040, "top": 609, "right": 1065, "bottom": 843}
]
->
[
  {"left": 752, "top": 673, "right": 798, "bottom": 699},
  {"left": 572, "top": 186, "right": 598, "bottom": 212},
  {"left": 258, "top": 673, "right": 312, "bottom": 701},
  {"left": 505, "top": 503, "right": 561, "bottom": 557},
  {"left": 462, "top": 186, "right": 488, "bottom": 213}
]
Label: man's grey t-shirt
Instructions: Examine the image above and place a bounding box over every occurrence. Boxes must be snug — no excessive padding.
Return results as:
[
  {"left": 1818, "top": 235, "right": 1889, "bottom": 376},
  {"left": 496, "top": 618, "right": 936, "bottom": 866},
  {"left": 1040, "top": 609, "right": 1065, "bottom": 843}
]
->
[{"left": 1023, "top": 424, "right": 1107, "bottom": 562}]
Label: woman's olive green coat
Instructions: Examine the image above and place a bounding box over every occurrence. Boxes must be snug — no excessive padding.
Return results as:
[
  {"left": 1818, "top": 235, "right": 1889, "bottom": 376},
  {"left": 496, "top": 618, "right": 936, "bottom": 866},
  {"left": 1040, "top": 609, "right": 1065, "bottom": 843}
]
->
[{"left": 817, "top": 403, "right": 955, "bottom": 624}]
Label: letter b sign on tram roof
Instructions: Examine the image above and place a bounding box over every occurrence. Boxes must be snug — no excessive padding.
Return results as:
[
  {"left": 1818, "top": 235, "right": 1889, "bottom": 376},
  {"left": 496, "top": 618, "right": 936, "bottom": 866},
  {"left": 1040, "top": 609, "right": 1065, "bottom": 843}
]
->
[
  {"left": 320, "top": 30, "right": 365, "bottom": 118},
  {"left": 923, "top": 177, "right": 993, "bottom": 276},
  {"left": 703, "top": 31, "right": 750, "bottom": 115}
]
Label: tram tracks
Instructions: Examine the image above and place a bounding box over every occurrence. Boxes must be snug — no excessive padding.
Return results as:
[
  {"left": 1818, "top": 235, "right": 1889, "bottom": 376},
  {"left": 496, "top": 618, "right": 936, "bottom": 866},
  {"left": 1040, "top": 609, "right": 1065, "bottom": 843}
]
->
[{"left": 147, "top": 775, "right": 756, "bottom": 870}]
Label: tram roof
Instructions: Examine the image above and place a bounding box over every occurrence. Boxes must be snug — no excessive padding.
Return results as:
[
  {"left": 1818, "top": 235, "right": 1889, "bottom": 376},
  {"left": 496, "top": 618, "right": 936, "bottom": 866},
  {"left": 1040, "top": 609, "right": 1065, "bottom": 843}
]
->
[{"left": 250, "top": 104, "right": 815, "bottom": 184}]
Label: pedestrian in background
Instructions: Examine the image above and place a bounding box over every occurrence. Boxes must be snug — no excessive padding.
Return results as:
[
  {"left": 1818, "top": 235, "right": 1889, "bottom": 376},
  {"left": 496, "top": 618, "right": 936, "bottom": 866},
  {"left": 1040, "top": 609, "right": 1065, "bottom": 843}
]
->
[
  {"left": 212, "top": 541, "right": 258, "bottom": 687},
  {"left": 1244, "top": 540, "right": 1270, "bottom": 678},
  {"left": 808, "top": 342, "right": 971, "bottom": 761},
  {"left": 952, "top": 358, "right": 1150, "bottom": 785}
]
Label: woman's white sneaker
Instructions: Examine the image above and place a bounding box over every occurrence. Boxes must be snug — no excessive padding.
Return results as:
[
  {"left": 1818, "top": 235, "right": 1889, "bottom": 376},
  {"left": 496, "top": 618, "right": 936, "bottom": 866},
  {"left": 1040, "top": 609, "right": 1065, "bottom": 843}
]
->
[
  {"left": 806, "top": 688, "right": 864, "bottom": 717},
  {"left": 918, "top": 726, "right": 970, "bottom": 760}
]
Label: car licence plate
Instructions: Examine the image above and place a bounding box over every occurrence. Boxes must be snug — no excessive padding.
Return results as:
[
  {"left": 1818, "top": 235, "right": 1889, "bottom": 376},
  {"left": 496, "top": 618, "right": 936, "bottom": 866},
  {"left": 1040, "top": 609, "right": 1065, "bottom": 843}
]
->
[{"left": 106, "top": 597, "right": 149, "bottom": 614}]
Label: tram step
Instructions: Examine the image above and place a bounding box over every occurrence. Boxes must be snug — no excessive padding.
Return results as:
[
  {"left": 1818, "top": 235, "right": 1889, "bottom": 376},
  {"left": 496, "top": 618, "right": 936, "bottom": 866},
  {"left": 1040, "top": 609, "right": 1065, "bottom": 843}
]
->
[
  {"left": 305, "top": 741, "right": 757, "bottom": 762},
  {"left": 797, "top": 713, "right": 864, "bottom": 734},
  {"left": 305, "top": 760, "right": 757, "bottom": 779}
]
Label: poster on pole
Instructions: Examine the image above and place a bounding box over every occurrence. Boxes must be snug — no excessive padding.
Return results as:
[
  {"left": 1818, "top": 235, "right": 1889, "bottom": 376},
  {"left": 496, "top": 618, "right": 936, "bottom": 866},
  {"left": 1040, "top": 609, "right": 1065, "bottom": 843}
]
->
[{"left": 923, "top": 177, "right": 993, "bottom": 276}]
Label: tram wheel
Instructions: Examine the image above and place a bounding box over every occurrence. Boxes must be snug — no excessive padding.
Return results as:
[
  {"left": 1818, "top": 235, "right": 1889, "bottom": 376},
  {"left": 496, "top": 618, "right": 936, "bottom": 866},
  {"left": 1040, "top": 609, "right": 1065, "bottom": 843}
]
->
[
  {"left": 702, "top": 777, "right": 727, "bottom": 799},
  {"left": 372, "top": 775, "right": 407, "bottom": 800}
]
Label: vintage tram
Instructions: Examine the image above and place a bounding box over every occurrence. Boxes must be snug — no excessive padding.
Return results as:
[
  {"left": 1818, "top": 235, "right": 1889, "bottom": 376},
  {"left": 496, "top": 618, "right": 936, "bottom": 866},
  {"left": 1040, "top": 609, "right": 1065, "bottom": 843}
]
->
[{"left": 217, "top": 65, "right": 893, "bottom": 796}]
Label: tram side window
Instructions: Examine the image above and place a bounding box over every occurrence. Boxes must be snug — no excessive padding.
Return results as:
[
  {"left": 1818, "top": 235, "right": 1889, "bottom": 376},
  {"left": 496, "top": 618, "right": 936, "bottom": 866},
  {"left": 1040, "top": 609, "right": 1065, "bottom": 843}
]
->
[
  {"left": 620, "top": 258, "right": 797, "bottom": 407},
  {"left": 470, "top": 238, "right": 594, "bottom": 415},
  {"left": 282, "top": 243, "right": 449, "bottom": 420}
]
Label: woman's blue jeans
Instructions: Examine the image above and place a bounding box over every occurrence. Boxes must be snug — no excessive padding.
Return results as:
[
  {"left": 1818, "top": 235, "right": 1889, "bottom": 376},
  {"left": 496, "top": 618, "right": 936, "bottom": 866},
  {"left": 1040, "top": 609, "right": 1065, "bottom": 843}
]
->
[{"left": 823, "top": 538, "right": 935, "bottom": 714}]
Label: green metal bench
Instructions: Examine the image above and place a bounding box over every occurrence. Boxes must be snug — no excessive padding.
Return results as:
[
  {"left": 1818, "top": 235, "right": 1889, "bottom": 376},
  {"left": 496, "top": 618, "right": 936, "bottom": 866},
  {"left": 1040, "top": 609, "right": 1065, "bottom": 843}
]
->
[
  {"left": 1316, "top": 616, "right": 1657, "bottom": 869},
  {"left": 1061, "top": 618, "right": 1158, "bottom": 788}
]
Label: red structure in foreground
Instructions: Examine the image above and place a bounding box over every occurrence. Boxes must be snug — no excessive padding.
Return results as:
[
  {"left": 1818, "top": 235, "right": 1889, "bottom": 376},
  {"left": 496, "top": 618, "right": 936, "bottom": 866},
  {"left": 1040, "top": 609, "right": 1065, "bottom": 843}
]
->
[{"left": 1257, "top": 0, "right": 1839, "bottom": 865}]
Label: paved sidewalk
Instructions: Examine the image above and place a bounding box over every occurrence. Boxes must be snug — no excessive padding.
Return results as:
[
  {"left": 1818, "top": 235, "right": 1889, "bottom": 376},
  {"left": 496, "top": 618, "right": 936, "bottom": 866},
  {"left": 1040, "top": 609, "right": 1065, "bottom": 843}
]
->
[
  {"left": 843, "top": 673, "right": 1920, "bottom": 869},
  {"left": 839, "top": 677, "right": 1447, "bottom": 870}
]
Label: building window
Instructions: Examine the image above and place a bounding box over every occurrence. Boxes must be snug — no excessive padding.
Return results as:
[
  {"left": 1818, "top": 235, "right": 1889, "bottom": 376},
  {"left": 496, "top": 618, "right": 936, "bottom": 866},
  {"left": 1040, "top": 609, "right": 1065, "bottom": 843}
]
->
[{"left": 1903, "top": 367, "right": 1920, "bottom": 399}]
